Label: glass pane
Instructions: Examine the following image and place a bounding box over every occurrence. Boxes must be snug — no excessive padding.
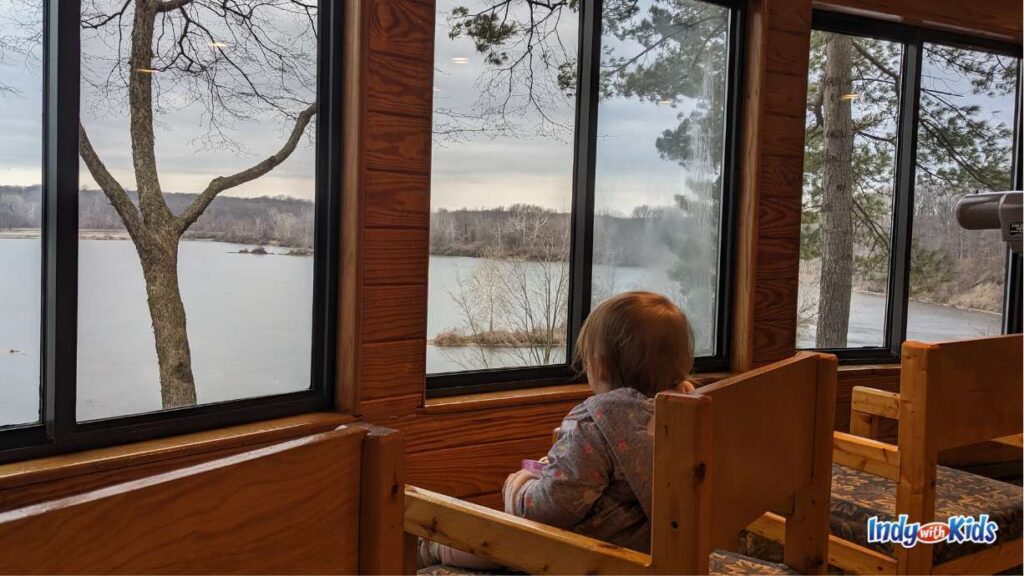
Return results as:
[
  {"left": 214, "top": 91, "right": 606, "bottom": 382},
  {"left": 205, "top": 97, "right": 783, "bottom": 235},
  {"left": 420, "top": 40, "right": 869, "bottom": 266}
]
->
[
  {"left": 0, "top": 1, "right": 43, "bottom": 427},
  {"left": 427, "top": 0, "right": 577, "bottom": 373},
  {"left": 590, "top": 0, "right": 730, "bottom": 357},
  {"left": 77, "top": 1, "right": 319, "bottom": 420},
  {"left": 906, "top": 46, "right": 1018, "bottom": 342},
  {"left": 797, "top": 31, "right": 902, "bottom": 349}
]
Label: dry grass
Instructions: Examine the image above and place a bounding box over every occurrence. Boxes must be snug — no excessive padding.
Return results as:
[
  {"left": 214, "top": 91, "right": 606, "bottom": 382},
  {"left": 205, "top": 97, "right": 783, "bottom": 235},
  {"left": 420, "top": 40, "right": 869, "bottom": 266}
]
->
[{"left": 433, "top": 329, "right": 566, "bottom": 348}]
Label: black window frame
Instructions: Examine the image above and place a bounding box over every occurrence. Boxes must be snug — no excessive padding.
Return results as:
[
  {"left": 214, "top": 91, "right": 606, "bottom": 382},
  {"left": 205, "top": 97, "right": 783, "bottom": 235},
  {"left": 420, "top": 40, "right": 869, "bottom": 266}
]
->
[
  {"left": 0, "top": 0, "right": 343, "bottom": 463},
  {"left": 802, "top": 10, "right": 1024, "bottom": 365},
  {"left": 427, "top": 0, "right": 745, "bottom": 397}
]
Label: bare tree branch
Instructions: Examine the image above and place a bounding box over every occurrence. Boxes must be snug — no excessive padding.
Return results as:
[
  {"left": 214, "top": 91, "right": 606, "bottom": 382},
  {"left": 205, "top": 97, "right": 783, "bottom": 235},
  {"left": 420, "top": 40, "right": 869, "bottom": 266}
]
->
[
  {"left": 175, "top": 101, "right": 316, "bottom": 234},
  {"left": 79, "top": 122, "right": 146, "bottom": 240},
  {"left": 157, "top": 0, "right": 195, "bottom": 12}
]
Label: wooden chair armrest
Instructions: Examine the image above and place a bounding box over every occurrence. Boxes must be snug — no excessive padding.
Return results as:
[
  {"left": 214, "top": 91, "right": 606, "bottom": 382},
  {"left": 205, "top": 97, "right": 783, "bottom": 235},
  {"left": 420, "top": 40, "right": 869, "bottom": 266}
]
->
[
  {"left": 748, "top": 513, "right": 898, "bottom": 575},
  {"left": 405, "top": 486, "right": 650, "bottom": 575},
  {"left": 993, "top": 434, "right": 1023, "bottom": 448},
  {"left": 851, "top": 386, "right": 900, "bottom": 420},
  {"left": 833, "top": 431, "right": 900, "bottom": 480},
  {"left": 849, "top": 387, "right": 900, "bottom": 439}
]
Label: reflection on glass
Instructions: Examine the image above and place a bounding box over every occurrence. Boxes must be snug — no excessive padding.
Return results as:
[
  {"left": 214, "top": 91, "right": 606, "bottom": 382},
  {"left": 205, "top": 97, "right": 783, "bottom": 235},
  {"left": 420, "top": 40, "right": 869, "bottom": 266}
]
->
[
  {"left": 0, "top": 2, "right": 43, "bottom": 427},
  {"left": 76, "top": 1, "right": 318, "bottom": 420},
  {"left": 591, "top": 0, "right": 731, "bottom": 357},
  {"left": 427, "top": 0, "right": 577, "bottom": 373},
  {"left": 906, "top": 46, "right": 1018, "bottom": 342},
  {"left": 797, "top": 31, "right": 902, "bottom": 349}
]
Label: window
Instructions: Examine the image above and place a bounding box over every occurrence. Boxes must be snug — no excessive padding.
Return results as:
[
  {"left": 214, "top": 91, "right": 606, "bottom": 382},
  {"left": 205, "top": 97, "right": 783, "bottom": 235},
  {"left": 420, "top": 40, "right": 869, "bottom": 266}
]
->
[
  {"left": 428, "top": 0, "right": 741, "bottom": 391},
  {"left": 0, "top": 1, "right": 339, "bottom": 459},
  {"left": 798, "top": 30, "right": 902, "bottom": 349},
  {"left": 797, "top": 11, "right": 1023, "bottom": 359},
  {"left": 0, "top": 3, "right": 43, "bottom": 428},
  {"left": 906, "top": 44, "right": 1018, "bottom": 341},
  {"left": 428, "top": 0, "right": 577, "bottom": 374}
]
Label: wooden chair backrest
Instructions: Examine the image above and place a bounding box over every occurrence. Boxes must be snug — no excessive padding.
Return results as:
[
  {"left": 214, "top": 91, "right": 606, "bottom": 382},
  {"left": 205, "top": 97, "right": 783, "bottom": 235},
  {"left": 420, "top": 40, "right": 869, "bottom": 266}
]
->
[
  {"left": 0, "top": 424, "right": 405, "bottom": 575},
  {"left": 652, "top": 351, "right": 836, "bottom": 574},
  {"left": 895, "top": 335, "right": 1023, "bottom": 574},
  {"left": 901, "top": 334, "right": 1023, "bottom": 453}
]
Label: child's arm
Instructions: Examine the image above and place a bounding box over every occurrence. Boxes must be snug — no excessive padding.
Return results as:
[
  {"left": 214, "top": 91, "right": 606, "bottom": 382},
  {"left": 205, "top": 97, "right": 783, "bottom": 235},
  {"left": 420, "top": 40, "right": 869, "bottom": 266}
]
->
[{"left": 505, "top": 417, "right": 612, "bottom": 529}]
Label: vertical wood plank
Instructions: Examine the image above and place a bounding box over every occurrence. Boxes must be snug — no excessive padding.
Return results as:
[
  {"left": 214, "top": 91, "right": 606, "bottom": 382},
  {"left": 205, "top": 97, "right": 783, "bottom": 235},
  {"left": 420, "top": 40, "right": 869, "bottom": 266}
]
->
[
  {"left": 652, "top": 393, "right": 712, "bottom": 574},
  {"left": 359, "top": 426, "right": 407, "bottom": 575},
  {"left": 732, "top": 0, "right": 768, "bottom": 372},
  {"left": 339, "top": 0, "right": 369, "bottom": 414},
  {"left": 894, "top": 343, "right": 938, "bottom": 575},
  {"left": 783, "top": 354, "right": 837, "bottom": 575}
]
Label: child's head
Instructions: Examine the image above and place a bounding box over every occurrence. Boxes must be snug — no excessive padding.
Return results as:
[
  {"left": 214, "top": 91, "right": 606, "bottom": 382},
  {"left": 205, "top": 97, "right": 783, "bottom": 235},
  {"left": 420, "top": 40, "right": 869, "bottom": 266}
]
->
[{"left": 574, "top": 291, "right": 694, "bottom": 397}]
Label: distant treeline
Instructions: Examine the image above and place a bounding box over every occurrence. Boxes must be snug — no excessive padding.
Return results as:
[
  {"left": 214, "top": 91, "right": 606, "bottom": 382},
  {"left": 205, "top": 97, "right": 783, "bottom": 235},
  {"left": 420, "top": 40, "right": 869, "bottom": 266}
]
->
[
  {"left": 430, "top": 204, "right": 695, "bottom": 266},
  {"left": 0, "top": 185, "right": 314, "bottom": 248}
]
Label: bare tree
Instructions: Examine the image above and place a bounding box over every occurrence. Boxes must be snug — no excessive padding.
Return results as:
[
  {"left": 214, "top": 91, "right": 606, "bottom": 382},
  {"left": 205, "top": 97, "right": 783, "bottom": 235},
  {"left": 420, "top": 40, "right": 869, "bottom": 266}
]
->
[
  {"left": 72, "top": 0, "right": 318, "bottom": 408},
  {"left": 436, "top": 205, "right": 570, "bottom": 370}
]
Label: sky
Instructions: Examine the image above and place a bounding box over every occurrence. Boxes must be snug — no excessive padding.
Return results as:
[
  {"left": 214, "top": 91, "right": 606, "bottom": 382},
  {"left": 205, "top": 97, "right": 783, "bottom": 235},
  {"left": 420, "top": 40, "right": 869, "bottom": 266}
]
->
[
  {"left": 430, "top": 0, "right": 728, "bottom": 214},
  {"left": 0, "top": 0, "right": 318, "bottom": 200},
  {"left": 0, "top": 0, "right": 732, "bottom": 215},
  {"left": 0, "top": 1, "right": 1017, "bottom": 214}
]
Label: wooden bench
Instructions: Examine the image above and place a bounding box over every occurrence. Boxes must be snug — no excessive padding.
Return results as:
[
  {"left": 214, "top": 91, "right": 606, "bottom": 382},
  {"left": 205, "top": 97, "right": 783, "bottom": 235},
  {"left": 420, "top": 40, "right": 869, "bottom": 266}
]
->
[
  {"left": 751, "top": 334, "right": 1023, "bottom": 574},
  {"left": 405, "top": 351, "right": 838, "bottom": 574},
  {"left": 0, "top": 422, "right": 405, "bottom": 574}
]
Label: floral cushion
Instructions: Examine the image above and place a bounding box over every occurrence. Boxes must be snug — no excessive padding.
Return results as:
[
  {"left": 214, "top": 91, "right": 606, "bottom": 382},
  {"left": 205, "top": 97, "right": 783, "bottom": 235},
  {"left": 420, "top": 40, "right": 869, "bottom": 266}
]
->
[
  {"left": 742, "top": 463, "right": 1023, "bottom": 568},
  {"left": 831, "top": 463, "right": 1022, "bottom": 564},
  {"left": 710, "top": 549, "right": 798, "bottom": 575},
  {"left": 417, "top": 549, "right": 796, "bottom": 575}
]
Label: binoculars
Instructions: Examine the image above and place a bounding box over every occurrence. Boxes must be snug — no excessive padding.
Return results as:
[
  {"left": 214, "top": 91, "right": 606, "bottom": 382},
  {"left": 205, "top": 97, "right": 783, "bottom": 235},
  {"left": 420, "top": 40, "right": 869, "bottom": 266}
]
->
[{"left": 956, "top": 191, "right": 1022, "bottom": 254}]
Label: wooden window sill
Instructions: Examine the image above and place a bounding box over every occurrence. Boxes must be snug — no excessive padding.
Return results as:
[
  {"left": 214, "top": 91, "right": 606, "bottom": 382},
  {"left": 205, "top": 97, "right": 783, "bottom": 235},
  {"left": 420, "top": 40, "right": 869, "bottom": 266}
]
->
[
  {"left": 838, "top": 363, "right": 900, "bottom": 374},
  {"left": 0, "top": 412, "right": 353, "bottom": 491},
  {"left": 424, "top": 383, "right": 593, "bottom": 414},
  {"left": 422, "top": 364, "right": 900, "bottom": 415}
]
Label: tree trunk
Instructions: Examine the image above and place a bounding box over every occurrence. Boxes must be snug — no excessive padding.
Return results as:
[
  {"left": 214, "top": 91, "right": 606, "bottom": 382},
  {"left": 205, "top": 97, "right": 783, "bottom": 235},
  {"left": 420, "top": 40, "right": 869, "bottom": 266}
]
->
[
  {"left": 138, "top": 238, "right": 197, "bottom": 408},
  {"left": 816, "top": 35, "right": 855, "bottom": 348}
]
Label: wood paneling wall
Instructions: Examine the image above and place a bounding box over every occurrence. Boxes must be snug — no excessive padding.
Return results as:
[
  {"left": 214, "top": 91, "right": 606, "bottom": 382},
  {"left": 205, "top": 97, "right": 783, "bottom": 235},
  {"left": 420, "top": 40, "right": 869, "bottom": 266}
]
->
[
  {"left": 341, "top": 0, "right": 433, "bottom": 416},
  {"left": 342, "top": 0, "right": 1019, "bottom": 503},
  {"left": 818, "top": 0, "right": 1022, "bottom": 42},
  {"left": 732, "top": 0, "right": 813, "bottom": 371}
]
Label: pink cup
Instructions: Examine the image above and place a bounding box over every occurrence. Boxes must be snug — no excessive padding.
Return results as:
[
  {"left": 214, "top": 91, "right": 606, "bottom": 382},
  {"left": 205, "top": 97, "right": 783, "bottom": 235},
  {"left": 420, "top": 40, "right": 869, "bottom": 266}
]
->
[{"left": 521, "top": 459, "right": 546, "bottom": 476}]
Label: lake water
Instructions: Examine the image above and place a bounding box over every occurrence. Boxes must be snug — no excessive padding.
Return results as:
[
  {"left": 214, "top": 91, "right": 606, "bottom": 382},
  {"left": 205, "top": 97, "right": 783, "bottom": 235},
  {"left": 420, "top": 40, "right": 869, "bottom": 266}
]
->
[
  {"left": 1, "top": 238, "right": 313, "bottom": 426},
  {"left": 0, "top": 240, "right": 1003, "bottom": 426}
]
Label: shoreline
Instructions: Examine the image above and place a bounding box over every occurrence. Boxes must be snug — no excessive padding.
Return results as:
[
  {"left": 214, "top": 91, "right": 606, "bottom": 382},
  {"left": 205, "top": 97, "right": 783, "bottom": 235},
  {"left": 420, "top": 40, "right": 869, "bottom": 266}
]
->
[{"left": 0, "top": 232, "right": 1004, "bottom": 317}]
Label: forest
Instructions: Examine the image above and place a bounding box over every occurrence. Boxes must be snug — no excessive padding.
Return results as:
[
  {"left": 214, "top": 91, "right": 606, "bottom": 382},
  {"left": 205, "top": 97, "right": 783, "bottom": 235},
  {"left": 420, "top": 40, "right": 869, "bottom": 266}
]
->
[{"left": 0, "top": 185, "right": 314, "bottom": 249}]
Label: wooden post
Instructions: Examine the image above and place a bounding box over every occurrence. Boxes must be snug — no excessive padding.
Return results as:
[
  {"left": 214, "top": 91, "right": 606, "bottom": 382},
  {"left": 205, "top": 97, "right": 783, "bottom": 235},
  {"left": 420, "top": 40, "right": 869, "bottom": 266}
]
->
[
  {"left": 783, "top": 354, "right": 837, "bottom": 574},
  {"left": 651, "top": 393, "right": 713, "bottom": 574},
  {"left": 893, "top": 343, "right": 937, "bottom": 575},
  {"left": 359, "top": 425, "right": 407, "bottom": 575}
]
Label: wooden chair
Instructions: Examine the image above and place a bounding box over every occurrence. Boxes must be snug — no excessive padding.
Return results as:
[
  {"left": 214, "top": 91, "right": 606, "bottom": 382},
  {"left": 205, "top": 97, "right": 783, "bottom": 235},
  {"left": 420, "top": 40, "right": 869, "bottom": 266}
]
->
[
  {"left": 750, "top": 334, "right": 1024, "bottom": 574},
  {"left": 0, "top": 423, "right": 406, "bottom": 574},
  {"left": 405, "top": 351, "right": 837, "bottom": 574}
]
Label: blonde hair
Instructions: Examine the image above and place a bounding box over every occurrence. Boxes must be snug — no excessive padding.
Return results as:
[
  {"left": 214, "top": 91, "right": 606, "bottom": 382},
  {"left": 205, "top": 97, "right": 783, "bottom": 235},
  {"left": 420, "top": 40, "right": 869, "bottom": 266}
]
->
[{"left": 574, "top": 291, "right": 695, "bottom": 397}]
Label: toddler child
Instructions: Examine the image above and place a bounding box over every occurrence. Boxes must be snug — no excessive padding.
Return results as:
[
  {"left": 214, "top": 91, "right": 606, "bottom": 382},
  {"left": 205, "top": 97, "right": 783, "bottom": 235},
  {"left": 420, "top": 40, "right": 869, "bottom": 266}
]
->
[{"left": 420, "top": 291, "right": 696, "bottom": 570}]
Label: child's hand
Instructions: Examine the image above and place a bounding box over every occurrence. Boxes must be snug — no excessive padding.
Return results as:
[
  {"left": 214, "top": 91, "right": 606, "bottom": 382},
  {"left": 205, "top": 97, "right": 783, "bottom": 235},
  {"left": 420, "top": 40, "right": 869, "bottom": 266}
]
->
[{"left": 502, "top": 469, "right": 536, "bottom": 514}]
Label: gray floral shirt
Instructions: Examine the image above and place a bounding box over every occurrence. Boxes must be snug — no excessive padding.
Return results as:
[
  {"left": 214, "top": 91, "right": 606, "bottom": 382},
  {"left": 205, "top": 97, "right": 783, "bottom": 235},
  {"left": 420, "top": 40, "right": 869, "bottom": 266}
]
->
[{"left": 509, "top": 387, "right": 654, "bottom": 553}]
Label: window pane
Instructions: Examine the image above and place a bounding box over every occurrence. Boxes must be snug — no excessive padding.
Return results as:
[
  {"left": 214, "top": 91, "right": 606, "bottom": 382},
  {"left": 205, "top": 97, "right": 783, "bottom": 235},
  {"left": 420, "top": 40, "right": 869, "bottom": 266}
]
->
[
  {"left": 906, "top": 46, "right": 1018, "bottom": 342},
  {"left": 797, "top": 31, "right": 902, "bottom": 349},
  {"left": 77, "top": 1, "right": 319, "bottom": 420},
  {"left": 0, "top": 2, "right": 43, "bottom": 427},
  {"left": 427, "top": 0, "right": 577, "bottom": 373},
  {"left": 590, "top": 0, "right": 730, "bottom": 357}
]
